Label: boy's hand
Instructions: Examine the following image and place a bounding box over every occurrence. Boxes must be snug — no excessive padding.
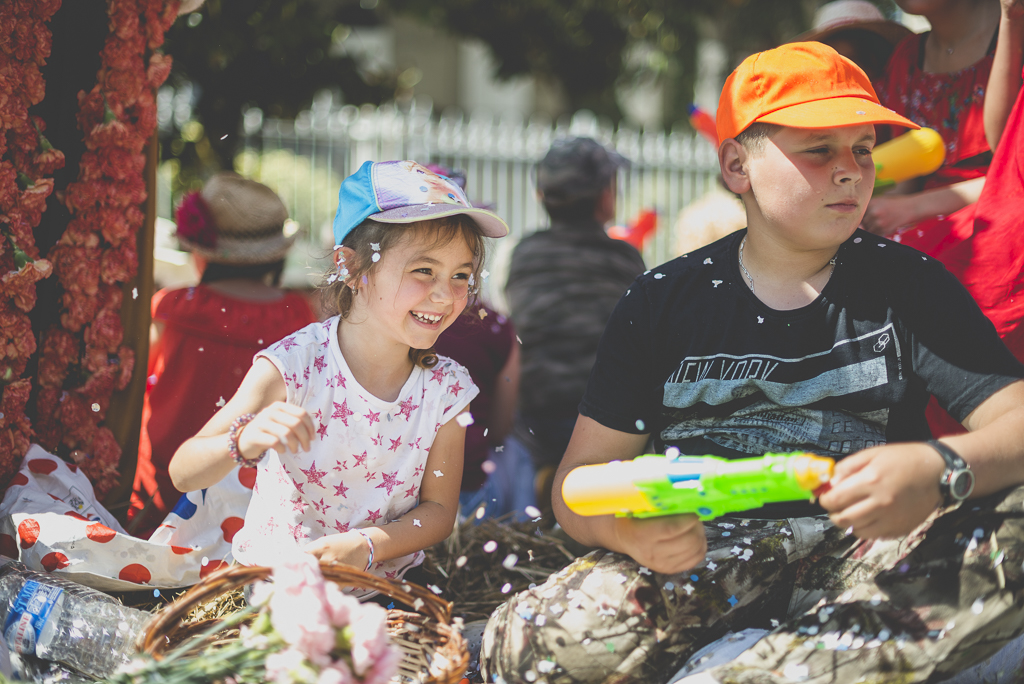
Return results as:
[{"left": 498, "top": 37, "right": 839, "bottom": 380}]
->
[
  {"left": 818, "top": 443, "right": 945, "bottom": 539},
  {"left": 238, "top": 401, "right": 315, "bottom": 459},
  {"left": 304, "top": 531, "right": 371, "bottom": 569},
  {"left": 611, "top": 514, "right": 707, "bottom": 575}
]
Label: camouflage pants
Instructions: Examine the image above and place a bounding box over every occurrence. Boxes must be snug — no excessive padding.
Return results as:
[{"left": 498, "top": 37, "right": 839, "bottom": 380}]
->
[{"left": 481, "top": 485, "right": 1024, "bottom": 684}]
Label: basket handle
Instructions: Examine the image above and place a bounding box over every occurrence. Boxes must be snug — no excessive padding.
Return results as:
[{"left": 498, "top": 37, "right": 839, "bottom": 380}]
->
[{"left": 139, "top": 561, "right": 454, "bottom": 656}]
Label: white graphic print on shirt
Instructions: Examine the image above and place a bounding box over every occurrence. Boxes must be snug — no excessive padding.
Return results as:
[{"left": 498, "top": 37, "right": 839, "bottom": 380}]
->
[
  {"left": 231, "top": 316, "right": 478, "bottom": 584},
  {"left": 661, "top": 324, "right": 896, "bottom": 456}
]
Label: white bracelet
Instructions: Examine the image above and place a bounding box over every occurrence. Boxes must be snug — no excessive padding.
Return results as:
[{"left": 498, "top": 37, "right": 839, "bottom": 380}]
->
[{"left": 354, "top": 529, "right": 374, "bottom": 571}]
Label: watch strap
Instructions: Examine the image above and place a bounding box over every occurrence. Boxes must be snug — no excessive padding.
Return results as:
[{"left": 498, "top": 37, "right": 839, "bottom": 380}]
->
[{"left": 927, "top": 440, "right": 972, "bottom": 505}]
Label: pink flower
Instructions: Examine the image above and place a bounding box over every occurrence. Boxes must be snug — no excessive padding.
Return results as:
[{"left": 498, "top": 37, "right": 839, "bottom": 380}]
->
[
  {"left": 265, "top": 647, "right": 315, "bottom": 684},
  {"left": 323, "top": 583, "right": 360, "bottom": 628},
  {"left": 347, "top": 602, "right": 395, "bottom": 679},
  {"left": 174, "top": 191, "right": 216, "bottom": 247},
  {"left": 317, "top": 661, "right": 355, "bottom": 684},
  {"left": 268, "top": 555, "right": 335, "bottom": 666}
]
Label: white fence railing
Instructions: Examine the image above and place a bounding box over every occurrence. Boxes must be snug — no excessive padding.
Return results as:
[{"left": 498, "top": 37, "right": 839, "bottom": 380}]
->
[{"left": 215, "top": 102, "right": 722, "bottom": 300}]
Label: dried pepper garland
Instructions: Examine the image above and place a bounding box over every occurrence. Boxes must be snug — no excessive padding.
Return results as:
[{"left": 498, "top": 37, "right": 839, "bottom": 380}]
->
[
  {"left": 35, "top": 0, "right": 179, "bottom": 496},
  {"left": 0, "top": 0, "right": 62, "bottom": 487}
]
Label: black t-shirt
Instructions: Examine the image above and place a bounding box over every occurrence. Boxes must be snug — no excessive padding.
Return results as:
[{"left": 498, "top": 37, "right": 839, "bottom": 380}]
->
[{"left": 580, "top": 229, "right": 1024, "bottom": 517}]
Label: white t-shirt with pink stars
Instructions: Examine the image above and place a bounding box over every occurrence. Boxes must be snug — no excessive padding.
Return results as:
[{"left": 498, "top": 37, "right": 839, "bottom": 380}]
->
[{"left": 232, "top": 316, "right": 478, "bottom": 582}]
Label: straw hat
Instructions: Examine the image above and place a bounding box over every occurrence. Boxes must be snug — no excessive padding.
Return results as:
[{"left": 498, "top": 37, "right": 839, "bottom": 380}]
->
[
  {"left": 793, "top": 0, "right": 913, "bottom": 47},
  {"left": 175, "top": 172, "right": 298, "bottom": 265}
]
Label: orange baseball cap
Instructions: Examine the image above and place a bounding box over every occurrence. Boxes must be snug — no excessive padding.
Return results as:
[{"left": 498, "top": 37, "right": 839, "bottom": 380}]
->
[{"left": 716, "top": 41, "right": 918, "bottom": 144}]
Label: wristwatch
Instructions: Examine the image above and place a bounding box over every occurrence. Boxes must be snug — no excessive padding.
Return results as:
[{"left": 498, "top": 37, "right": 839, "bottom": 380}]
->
[{"left": 927, "top": 440, "right": 975, "bottom": 506}]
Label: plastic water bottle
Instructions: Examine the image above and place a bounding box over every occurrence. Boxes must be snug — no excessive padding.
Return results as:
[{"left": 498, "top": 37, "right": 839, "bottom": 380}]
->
[{"left": 0, "top": 559, "right": 152, "bottom": 679}]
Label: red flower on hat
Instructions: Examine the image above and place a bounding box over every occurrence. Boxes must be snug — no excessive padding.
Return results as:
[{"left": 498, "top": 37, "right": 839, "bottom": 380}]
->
[{"left": 175, "top": 191, "right": 217, "bottom": 248}]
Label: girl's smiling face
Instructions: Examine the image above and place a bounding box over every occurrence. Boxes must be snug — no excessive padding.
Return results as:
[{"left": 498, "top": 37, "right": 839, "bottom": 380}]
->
[{"left": 354, "top": 227, "right": 476, "bottom": 351}]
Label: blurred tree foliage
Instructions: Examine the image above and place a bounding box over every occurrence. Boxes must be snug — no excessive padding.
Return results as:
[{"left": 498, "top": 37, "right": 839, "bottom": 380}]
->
[
  {"left": 162, "top": 0, "right": 899, "bottom": 175},
  {"left": 385, "top": 0, "right": 896, "bottom": 125},
  {"left": 161, "top": 0, "right": 389, "bottom": 174}
]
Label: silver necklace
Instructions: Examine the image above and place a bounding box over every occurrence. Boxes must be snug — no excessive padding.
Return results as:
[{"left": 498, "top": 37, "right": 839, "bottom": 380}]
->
[{"left": 738, "top": 235, "right": 837, "bottom": 294}]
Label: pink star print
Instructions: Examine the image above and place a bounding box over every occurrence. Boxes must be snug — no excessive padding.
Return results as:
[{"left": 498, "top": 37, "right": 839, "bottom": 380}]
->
[
  {"left": 397, "top": 396, "right": 419, "bottom": 420},
  {"left": 300, "top": 461, "right": 328, "bottom": 488},
  {"left": 353, "top": 451, "right": 368, "bottom": 468},
  {"left": 317, "top": 519, "right": 326, "bottom": 528},
  {"left": 334, "top": 480, "right": 349, "bottom": 498},
  {"left": 333, "top": 459, "right": 349, "bottom": 472},
  {"left": 288, "top": 523, "right": 306, "bottom": 542},
  {"left": 409, "top": 437, "right": 422, "bottom": 451},
  {"left": 404, "top": 483, "right": 419, "bottom": 499},
  {"left": 314, "top": 409, "right": 323, "bottom": 422},
  {"left": 332, "top": 399, "right": 354, "bottom": 426},
  {"left": 365, "top": 410, "right": 380, "bottom": 425},
  {"left": 366, "top": 508, "right": 383, "bottom": 523},
  {"left": 371, "top": 433, "right": 383, "bottom": 447},
  {"left": 389, "top": 436, "right": 403, "bottom": 452},
  {"left": 413, "top": 464, "right": 424, "bottom": 478},
  {"left": 334, "top": 371, "right": 346, "bottom": 388},
  {"left": 386, "top": 570, "right": 398, "bottom": 579},
  {"left": 265, "top": 518, "right": 278, "bottom": 533},
  {"left": 430, "top": 368, "right": 446, "bottom": 384},
  {"left": 313, "top": 498, "right": 330, "bottom": 515},
  {"left": 303, "top": 367, "right": 311, "bottom": 380},
  {"left": 279, "top": 337, "right": 299, "bottom": 351},
  {"left": 294, "top": 480, "right": 306, "bottom": 495},
  {"left": 376, "top": 470, "right": 404, "bottom": 495},
  {"left": 449, "top": 379, "right": 464, "bottom": 397},
  {"left": 314, "top": 355, "right": 327, "bottom": 373},
  {"left": 320, "top": 339, "right": 329, "bottom": 349},
  {"left": 364, "top": 470, "right": 377, "bottom": 483},
  {"left": 333, "top": 521, "right": 350, "bottom": 533},
  {"left": 290, "top": 498, "right": 308, "bottom": 513},
  {"left": 317, "top": 422, "right": 329, "bottom": 439}
]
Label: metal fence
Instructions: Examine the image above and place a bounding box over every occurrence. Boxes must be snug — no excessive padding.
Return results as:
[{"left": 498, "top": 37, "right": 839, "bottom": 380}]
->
[{"left": 228, "top": 100, "right": 722, "bottom": 300}]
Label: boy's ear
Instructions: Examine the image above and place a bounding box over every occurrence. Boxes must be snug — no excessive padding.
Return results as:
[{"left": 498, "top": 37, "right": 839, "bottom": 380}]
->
[{"left": 719, "top": 139, "right": 751, "bottom": 195}]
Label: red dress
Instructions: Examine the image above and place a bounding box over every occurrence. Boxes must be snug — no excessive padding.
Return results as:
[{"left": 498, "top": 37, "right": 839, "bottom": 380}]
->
[
  {"left": 129, "top": 285, "right": 316, "bottom": 535},
  {"left": 874, "top": 31, "right": 995, "bottom": 192}
]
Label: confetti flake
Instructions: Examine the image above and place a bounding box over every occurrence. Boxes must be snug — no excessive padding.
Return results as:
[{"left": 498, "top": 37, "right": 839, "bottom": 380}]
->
[
  {"left": 370, "top": 243, "right": 381, "bottom": 251},
  {"left": 502, "top": 554, "right": 519, "bottom": 569},
  {"left": 757, "top": 316, "right": 764, "bottom": 324},
  {"left": 549, "top": 604, "right": 564, "bottom": 616},
  {"left": 216, "top": 396, "right": 226, "bottom": 407},
  {"left": 971, "top": 598, "right": 985, "bottom": 614},
  {"left": 727, "top": 595, "right": 738, "bottom": 607},
  {"left": 683, "top": 584, "right": 694, "bottom": 595},
  {"left": 456, "top": 412, "right": 475, "bottom": 427},
  {"left": 433, "top": 469, "right": 444, "bottom": 478},
  {"left": 638, "top": 566, "right": 652, "bottom": 575},
  {"left": 537, "top": 661, "right": 555, "bottom": 674},
  {"left": 535, "top": 615, "right": 547, "bottom": 626},
  {"left": 664, "top": 582, "right": 675, "bottom": 591},
  {"left": 635, "top": 419, "right": 646, "bottom": 431},
  {"left": 483, "top": 540, "right": 498, "bottom": 553},
  {"left": 703, "top": 258, "right": 713, "bottom": 265},
  {"left": 853, "top": 237, "right": 862, "bottom": 243},
  {"left": 722, "top": 531, "right": 731, "bottom": 537},
  {"left": 428, "top": 584, "right": 443, "bottom": 595},
  {"left": 706, "top": 561, "right": 717, "bottom": 571},
  {"left": 614, "top": 573, "right": 627, "bottom": 584},
  {"left": 712, "top": 280, "right": 723, "bottom": 288},
  {"left": 730, "top": 546, "right": 743, "bottom": 555},
  {"left": 654, "top": 273, "right": 665, "bottom": 280},
  {"left": 456, "top": 556, "right": 467, "bottom": 567},
  {"left": 132, "top": 287, "right": 138, "bottom": 299},
  {"left": 525, "top": 505, "right": 542, "bottom": 518},
  {"left": 413, "top": 598, "right": 424, "bottom": 611},
  {"left": 598, "top": 606, "right": 616, "bottom": 617},
  {"left": 413, "top": 519, "right": 421, "bottom": 527}
]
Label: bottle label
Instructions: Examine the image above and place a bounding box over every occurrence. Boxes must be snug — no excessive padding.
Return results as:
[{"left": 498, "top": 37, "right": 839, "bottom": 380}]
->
[{"left": 3, "top": 581, "right": 63, "bottom": 655}]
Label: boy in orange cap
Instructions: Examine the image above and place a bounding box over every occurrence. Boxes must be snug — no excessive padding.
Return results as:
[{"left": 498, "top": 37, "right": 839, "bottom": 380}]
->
[{"left": 481, "top": 42, "right": 1024, "bottom": 684}]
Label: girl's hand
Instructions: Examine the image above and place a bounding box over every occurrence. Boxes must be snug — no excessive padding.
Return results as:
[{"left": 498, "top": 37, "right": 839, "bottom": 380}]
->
[
  {"left": 304, "top": 531, "right": 371, "bottom": 569},
  {"left": 611, "top": 514, "right": 707, "bottom": 575},
  {"left": 237, "top": 401, "right": 315, "bottom": 460},
  {"left": 862, "top": 194, "right": 921, "bottom": 237},
  {"left": 818, "top": 443, "right": 945, "bottom": 540}
]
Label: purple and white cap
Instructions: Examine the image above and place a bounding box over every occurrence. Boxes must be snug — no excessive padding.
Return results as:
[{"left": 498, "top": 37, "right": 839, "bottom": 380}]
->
[{"left": 332, "top": 160, "right": 509, "bottom": 246}]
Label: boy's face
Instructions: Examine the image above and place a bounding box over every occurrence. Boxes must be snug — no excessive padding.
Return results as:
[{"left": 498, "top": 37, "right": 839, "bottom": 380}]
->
[{"left": 742, "top": 124, "right": 875, "bottom": 251}]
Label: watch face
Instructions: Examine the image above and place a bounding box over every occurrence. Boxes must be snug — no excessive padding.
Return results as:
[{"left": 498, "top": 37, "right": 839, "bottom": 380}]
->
[{"left": 951, "top": 470, "right": 976, "bottom": 500}]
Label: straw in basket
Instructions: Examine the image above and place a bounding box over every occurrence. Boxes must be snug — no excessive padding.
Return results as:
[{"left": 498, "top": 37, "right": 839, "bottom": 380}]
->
[{"left": 137, "top": 562, "right": 468, "bottom": 684}]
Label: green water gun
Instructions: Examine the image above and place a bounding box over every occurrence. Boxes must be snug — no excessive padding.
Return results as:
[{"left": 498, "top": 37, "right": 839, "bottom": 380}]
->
[{"left": 561, "top": 451, "right": 834, "bottom": 520}]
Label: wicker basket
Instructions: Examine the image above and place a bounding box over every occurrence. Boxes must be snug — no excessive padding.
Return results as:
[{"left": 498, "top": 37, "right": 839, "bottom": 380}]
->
[{"left": 138, "top": 562, "right": 468, "bottom": 684}]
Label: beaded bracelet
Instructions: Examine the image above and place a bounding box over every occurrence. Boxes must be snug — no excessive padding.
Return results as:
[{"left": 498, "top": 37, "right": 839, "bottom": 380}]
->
[
  {"left": 227, "top": 413, "right": 267, "bottom": 465},
  {"left": 354, "top": 529, "right": 375, "bottom": 571}
]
